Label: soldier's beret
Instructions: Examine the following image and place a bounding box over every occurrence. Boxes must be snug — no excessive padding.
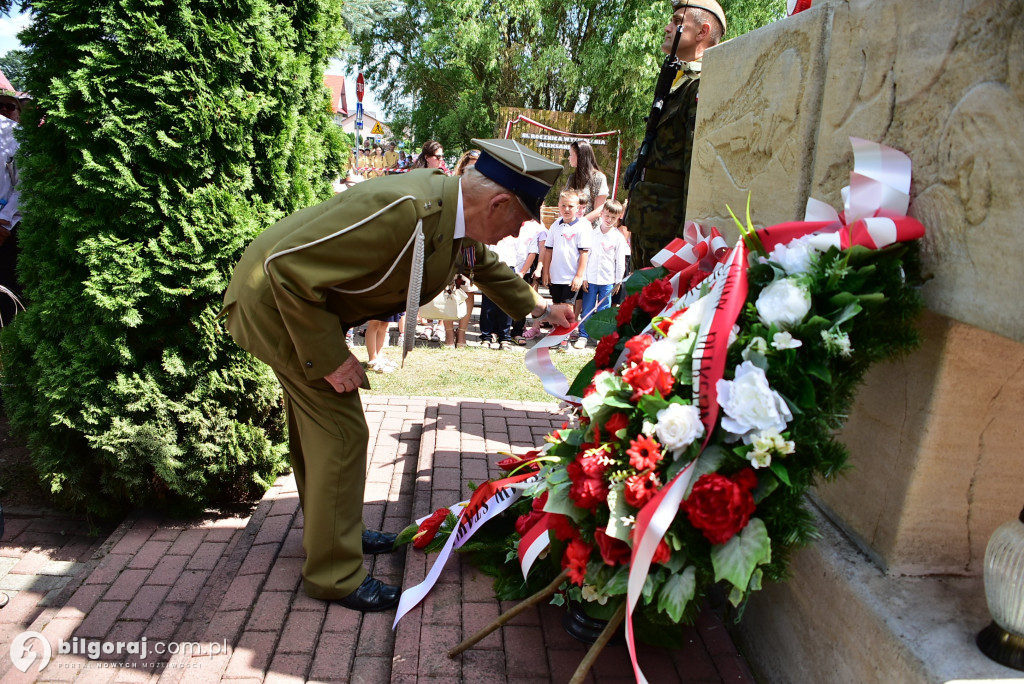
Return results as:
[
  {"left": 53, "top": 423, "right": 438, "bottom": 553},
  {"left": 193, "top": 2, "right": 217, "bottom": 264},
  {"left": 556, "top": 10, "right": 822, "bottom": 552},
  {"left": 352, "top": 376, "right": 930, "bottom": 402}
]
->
[{"left": 471, "top": 138, "right": 563, "bottom": 221}]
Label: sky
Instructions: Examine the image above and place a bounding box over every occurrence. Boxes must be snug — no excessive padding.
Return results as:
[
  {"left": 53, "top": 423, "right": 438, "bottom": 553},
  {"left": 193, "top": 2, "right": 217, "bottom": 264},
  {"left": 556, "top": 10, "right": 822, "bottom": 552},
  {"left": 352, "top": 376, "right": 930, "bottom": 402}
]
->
[{"left": 0, "top": 12, "right": 386, "bottom": 118}]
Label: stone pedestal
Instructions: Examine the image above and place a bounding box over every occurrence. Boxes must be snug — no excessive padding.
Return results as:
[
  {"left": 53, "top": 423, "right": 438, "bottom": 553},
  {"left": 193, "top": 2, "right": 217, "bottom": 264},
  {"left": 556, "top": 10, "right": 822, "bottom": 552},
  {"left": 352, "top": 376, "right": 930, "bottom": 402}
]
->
[{"left": 685, "top": 0, "right": 1024, "bottom": 679}]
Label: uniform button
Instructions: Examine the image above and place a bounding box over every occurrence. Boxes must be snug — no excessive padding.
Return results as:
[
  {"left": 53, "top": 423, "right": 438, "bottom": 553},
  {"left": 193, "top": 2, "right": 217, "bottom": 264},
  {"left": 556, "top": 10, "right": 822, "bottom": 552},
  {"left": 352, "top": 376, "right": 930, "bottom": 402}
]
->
[{"left": 305, "top": 361, "right": 313, "bottom": 368}]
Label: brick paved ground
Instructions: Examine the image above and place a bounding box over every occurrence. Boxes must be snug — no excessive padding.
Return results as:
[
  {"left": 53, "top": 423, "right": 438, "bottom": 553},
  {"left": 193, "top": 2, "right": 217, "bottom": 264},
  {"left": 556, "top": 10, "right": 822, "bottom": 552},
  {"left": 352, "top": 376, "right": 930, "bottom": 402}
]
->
[{"left": 0, "top": 397, "right": 756, "bottom": 683}]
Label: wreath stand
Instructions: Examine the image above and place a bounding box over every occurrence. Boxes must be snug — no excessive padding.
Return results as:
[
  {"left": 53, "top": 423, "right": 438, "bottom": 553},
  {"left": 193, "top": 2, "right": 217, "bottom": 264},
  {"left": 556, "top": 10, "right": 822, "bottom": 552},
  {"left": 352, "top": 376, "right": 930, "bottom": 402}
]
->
[{"left": 447, "top": 570, "right": 627, "bottom": 684}]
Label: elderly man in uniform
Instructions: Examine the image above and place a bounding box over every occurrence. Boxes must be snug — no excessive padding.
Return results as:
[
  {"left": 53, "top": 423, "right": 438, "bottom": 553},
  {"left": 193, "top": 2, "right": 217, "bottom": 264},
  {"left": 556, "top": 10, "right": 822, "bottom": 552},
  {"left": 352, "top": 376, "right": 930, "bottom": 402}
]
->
[
  {"left": 222, "top": 139, "right": 574, "bottom": 612},
  {"left": 624, "top": 0, "right": 726, "bottom": 267}
]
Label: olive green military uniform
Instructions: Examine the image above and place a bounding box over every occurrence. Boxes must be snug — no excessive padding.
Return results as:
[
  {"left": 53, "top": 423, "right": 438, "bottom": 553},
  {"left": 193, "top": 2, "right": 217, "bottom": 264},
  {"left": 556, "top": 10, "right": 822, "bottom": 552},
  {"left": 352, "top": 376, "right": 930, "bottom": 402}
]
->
[
  {"left": 222, "top": 169, "right": 540, "bottom": 599},
  {"left": 628, "top": 62, "right": 702, "bottom": 267}
]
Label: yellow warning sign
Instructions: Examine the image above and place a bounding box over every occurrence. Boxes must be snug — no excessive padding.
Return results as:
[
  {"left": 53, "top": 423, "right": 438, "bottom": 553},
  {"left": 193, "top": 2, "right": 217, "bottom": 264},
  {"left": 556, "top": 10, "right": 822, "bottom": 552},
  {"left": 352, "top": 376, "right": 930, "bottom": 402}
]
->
[{"left": 370, "top": 121, "right": 386, "bottom": 136}]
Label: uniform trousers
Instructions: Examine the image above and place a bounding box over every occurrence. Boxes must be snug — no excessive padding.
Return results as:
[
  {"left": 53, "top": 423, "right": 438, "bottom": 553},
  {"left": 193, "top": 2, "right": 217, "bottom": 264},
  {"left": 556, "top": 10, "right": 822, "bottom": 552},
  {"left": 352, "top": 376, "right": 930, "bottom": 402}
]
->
[{"left": 274, "top": 365, "right": 370, "bottom": 599}]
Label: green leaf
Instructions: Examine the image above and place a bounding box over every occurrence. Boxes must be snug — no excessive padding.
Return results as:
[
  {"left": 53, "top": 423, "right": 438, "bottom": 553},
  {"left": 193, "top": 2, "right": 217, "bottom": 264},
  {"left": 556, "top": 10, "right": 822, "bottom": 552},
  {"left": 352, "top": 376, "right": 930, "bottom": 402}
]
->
[
  {"left": 711, "top": 518, "right": 772, "bottom": 591},
  {"left": 657, "top": 566, "right": 696, "bottom": 622},
  {"left": 625, "top": 266, "right": 669, "bottom": 295},
  {"left": 603, "top": 566, "right": 630, "bottom": 596},
  {"left": 638, "top": 393, "right": 670, "bottom": 417},
  {"left": 542, "top": 482, "right": 585, "bottom": 523},
  {"left": 805, "top": 360, "right": 831, "bottom": 383},
  {"left": 569, "top": 358, "right": 598, "bottom": 398},
  {"left": 583, "top": 307, "right": 619, "bottom": 340},
  {"left": 605, "top": 481, "right": 632, "bottom": 541},
  {"left": 768, "top": 461, "right": 791, "bottom": 486}
]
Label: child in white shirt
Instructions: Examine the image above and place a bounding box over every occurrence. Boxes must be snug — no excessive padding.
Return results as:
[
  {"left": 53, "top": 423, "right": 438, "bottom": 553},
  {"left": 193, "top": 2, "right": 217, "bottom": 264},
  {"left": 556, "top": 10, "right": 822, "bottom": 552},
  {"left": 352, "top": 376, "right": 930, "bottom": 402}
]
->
[{"left": 577, "top": 199, "right": 627, "bottom": 347}]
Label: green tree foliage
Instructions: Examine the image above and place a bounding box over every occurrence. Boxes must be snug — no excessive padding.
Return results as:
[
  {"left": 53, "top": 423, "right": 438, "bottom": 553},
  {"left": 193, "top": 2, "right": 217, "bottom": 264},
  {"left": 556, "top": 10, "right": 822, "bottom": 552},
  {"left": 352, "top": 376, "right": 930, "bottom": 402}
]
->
[
  {"left": 1, "top": 0, "right": 348, "bottom": 517},
  {"left": 0, "top": 49, "right": 28, "bottom": 91},
  {"left": 726, "top": 0, "right": 786, "bottom": 40},
  {"left": 348, "top": 0, "right": 785, "bottom": 152}
]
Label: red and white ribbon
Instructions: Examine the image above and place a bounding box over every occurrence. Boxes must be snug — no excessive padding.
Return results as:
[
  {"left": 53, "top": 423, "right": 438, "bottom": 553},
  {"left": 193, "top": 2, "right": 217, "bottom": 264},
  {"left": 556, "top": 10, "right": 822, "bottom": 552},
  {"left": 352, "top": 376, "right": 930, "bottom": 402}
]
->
[
  {"left": 651, "top": 222, "right": 728, "bottom": 273},
  {"left": 518, "top": 513, "right": 555, "bottom": 578},
  {"left": 393, "top": 472, "right": 539, "bottom": 628}
]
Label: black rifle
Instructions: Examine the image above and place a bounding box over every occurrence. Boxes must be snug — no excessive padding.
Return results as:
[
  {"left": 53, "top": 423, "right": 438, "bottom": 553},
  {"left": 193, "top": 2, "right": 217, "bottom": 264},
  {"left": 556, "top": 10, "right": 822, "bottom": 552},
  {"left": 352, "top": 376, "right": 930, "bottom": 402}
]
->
[{"left": 623, "top": 24, "right": 684, "bottom": 224}]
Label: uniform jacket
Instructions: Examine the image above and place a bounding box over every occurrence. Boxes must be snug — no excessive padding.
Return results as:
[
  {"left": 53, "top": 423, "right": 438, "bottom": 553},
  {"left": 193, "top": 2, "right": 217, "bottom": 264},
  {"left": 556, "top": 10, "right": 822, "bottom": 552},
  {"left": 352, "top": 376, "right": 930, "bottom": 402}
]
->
[{"left": 222, "top": 170, "right": 539, "bottom": 381}]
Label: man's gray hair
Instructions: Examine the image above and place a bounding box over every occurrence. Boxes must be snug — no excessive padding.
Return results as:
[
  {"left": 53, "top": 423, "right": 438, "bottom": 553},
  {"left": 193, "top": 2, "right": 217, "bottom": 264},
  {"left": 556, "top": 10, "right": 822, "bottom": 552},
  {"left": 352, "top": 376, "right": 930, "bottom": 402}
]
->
[{"left": 688, "top": 6, "right": 724, "bottom": 45}]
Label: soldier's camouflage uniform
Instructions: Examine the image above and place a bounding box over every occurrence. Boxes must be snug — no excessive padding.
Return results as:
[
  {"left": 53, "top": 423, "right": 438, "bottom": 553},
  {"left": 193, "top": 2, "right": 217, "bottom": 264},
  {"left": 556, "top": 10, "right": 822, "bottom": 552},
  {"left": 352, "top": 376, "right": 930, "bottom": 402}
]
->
[{"left": 626, "top": 61, "right": 702, "bottom": 267}]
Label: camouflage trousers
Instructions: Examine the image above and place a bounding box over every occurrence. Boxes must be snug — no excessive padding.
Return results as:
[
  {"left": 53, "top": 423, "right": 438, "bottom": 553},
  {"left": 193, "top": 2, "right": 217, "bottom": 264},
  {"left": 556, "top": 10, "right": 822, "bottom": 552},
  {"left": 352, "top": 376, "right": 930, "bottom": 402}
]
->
[{"left": 627, "top": 179, "right": 689, "bottom": 268}]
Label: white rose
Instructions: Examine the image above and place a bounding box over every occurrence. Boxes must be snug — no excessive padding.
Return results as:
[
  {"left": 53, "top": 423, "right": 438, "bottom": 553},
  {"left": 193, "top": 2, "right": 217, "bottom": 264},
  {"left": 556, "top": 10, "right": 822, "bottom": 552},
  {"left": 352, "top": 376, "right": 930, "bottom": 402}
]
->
[
  {"left": 716, "top": 361, "right": 793, "bottom": 443},
  {"left": 644, "top": 338, "right": 679, "bottom": 369},
  {"left": 755, "top": 277, "right": 812, "bottom": 329},
  {"left": 655, "top": 402, "right": 704, "bottom": 456},
  {"left": 742, "top": 336, "right": 768, "bottom": 361},
  {"left": 768, "top": 236, "right": 820, "bottom": 275}
]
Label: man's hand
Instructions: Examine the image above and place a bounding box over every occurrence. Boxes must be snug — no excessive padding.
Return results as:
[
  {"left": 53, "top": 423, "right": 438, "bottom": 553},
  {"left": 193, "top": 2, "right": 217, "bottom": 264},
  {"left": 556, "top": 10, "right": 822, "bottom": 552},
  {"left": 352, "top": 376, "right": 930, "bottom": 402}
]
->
[
  {"left": 545, "top": 303, "right": 576, "bottom": 328},
  {"left": 324, "top": 355, "right": 366, "bottom": 394}
]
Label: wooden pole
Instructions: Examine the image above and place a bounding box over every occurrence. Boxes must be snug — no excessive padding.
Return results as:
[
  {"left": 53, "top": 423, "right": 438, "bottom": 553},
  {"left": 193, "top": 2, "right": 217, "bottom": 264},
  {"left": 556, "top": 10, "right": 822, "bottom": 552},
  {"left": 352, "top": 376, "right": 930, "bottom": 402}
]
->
[
  {"left": 448, "top": 569, "right": 569, "bottom": 658},
  {"left": 568, "top": 602, "right": 627, "bottom": 684}
]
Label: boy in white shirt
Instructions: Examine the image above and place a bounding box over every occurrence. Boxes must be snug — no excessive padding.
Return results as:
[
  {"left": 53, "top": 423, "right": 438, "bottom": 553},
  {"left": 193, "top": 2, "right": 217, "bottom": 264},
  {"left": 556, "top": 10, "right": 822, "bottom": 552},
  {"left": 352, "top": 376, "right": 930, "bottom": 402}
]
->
[
  {"left": 542, "top": 190, "right": 590, "bottom": 347},
  {"left": 577, "top": 199, "right": 627, "bottom": 348}
]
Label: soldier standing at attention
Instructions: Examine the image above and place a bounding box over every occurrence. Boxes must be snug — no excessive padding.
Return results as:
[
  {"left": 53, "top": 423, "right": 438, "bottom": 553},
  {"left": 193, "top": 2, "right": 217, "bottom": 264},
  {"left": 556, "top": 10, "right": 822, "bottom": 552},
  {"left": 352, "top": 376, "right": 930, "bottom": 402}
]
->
[
  {"left": 623, "top": 0, "right": 725, "bottom": 267},
  {"left": 221, "top": 139, "right": 574, "bottom": 613}
]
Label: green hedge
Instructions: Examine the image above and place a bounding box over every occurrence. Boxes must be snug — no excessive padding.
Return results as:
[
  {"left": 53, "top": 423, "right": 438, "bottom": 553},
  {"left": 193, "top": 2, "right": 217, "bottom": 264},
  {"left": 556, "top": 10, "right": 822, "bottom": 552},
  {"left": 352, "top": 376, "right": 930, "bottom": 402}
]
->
[{"left": 1, "top": 0, "right": 348, "bottom": 517}]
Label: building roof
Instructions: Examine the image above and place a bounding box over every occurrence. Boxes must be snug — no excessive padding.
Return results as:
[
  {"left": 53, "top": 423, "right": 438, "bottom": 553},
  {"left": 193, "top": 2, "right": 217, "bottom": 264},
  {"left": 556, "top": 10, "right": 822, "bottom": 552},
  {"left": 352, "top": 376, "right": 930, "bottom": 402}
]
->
[{"left": 323, "top": 74, "right": 347, "bottom": 116}]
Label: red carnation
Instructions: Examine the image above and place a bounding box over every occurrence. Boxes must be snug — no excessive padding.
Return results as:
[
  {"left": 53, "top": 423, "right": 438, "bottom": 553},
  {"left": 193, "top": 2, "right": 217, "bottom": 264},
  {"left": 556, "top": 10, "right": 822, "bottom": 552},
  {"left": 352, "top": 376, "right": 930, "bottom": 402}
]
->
[
  {"left": 594, "top": 526, "right": 632, "bottom": 566},
  {"left": 413, "top": 508, "right": 450, "bottom": 549},
  {"left": 569, "top": 474, "right": 609, "bottom": 511},
  {"left": 624, "top": 471, "right": 661, "bottom": 508},
  {"left": 616, "top": 293, "right": 641, "bottom": 327},
  {"left": 622, "top": 360, "right": 674, "bottom": 401},
  {"left": 624, "top": 333, "right": 654, "bottom": 364},
  {"left": 576, "top": 450, "right": 608, "bottom": 479},
  {"left": 599, "top": 412, "right": 629, "bottom": 442},
  {"left": 515, "top": 509, "right": 544, "bottom": 537},
  {"left": 594, "top": 332, "right": 620, "bottom": 369},
  {"left": 532, "top": 491, "right": 549, "bottom": 511},
  {"left": 682, "top": 471, "right": 758, "bottom": 545},
  {"left": 563, "top": 537, "right": 593, "bottom": 586},
  {"left": 627, "top": 435, "right": 663, "bottom": 472},
  {"left": 639, "top": 278, "right": 673, "bottom": 315}
]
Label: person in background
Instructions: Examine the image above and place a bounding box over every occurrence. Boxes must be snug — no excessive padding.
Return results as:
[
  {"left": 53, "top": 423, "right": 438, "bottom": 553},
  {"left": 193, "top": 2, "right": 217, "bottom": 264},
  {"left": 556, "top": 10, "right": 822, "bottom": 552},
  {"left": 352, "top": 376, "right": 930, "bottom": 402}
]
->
[
  {"left": 542, "top": 190, "right": 590, "bottom": 350},
  {"left": 0, "top": 87, "right": 23, "bottom": 326},
  {"left": 613, "top": 199, "right": 632, "bottom": 305},
  {"left": 577, "top": 199, "right": 627, "bottom": 348},
  {"left": 410, "top": 140, "right": 445, "bottom": 171},
  {"left": 518, "top": 220, "right": 548, "bottom": 342},
  {"left": 564, "top": 140, "right": 609, "bottom": 223},
  {"left": 478, "top": 234, "right": 518, "bottom": 350},
  {"left": 442, "top": 149, "right": 481, "bottom": 348}
]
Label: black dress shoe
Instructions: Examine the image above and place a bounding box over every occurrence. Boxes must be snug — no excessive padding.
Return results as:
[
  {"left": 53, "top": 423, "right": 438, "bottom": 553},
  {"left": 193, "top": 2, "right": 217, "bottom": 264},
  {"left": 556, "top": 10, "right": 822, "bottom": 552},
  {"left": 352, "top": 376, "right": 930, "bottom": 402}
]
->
[
  {"left": 362, "top": 529, "right": 398, "bottom": 554},
  {"left": 336, "top": 575, "right": 401, "bottom": 612}
]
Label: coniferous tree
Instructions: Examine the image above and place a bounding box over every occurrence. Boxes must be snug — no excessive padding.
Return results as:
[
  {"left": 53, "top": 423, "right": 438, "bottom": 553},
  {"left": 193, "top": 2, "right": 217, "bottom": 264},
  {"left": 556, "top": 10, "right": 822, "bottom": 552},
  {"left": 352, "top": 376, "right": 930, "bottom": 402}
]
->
[{"left": 2, "top": 1, "right": 348, "bottom": 516}]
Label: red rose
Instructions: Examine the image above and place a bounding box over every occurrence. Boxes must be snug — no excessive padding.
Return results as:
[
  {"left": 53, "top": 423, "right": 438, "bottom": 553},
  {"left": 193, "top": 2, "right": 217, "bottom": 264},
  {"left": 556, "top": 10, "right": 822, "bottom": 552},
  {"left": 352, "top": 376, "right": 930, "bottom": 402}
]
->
[
  {"left": 532, "top": 491, "right": 549, "bottom": 511},
  {"left": 497, "top": 450, "right": 542, "bottom": 472},
  {"left": 576, "top": 450, "right": 608, "bottom": 479},
  {"left": 549, "top": 513, "right": 577, "bottom": 542},
  {"left": 627, "top": 435, "right": 663, "bottom": 472},
  {"left": 624, "top": 333, "right": 654, "bottom": 364},
  {"left": 622, "top": 360, "right": 674, "bottom": 401},
  {"left": 562, "top": 537, "right": 593, "bottom": 586},
  {"left": 594, "top": 526, "right": 632, "bottom": 566},
  {"left": 515, "top": 509, "right": 544, "bottom": 537},
  {"left": 413, "top": 507, "right": 450, "bottom": 549},
  {"left": 599, "top": 412, "right": 629, "bottom": 442},
  {"left": 594, "top": 332, "right": 620, "bottom": 369},
  {"left": 639, "top": 278, "right": 673, "bottom": 315},
  {"left": 682, "top": 472, "right": 757, "bottom": 545},
  {"left": 623, "top": 471, "right": 661, "bottom": 508},
  {"left": 616, "top": 293, "right": 641, "bottom": 327},
  {"left": 651, "top": 539, "right": 672, "bottom": 565}
]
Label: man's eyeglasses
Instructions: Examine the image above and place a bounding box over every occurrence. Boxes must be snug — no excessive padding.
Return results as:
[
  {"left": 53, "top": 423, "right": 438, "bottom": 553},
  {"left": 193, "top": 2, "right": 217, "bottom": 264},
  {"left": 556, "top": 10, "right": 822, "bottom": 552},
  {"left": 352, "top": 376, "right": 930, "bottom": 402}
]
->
[{"left": 0, "top": 103, "right": 19, "bottom": 113}]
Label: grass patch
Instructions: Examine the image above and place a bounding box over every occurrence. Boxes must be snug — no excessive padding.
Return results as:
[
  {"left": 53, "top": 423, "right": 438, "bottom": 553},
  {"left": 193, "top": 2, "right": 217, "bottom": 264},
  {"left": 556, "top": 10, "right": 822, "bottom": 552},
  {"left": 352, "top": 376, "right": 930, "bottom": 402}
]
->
[{"left": 350, "top": 345, "right": 593, "bottom": 402}]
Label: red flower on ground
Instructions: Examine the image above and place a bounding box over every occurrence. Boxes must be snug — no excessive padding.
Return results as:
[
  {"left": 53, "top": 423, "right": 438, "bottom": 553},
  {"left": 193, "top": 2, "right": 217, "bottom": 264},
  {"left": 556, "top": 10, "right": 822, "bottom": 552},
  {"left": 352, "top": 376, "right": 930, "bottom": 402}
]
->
[
  {"left": 594, "top": 332, "right": 620, "bottom": 369},
  {"left": 682, "top": 470, "right": 758, "bottom": 545},
  {"left": 594, "top": 526, "right": 632, "bottom": 566},
  {"left": 563, "top": 537, "right": 593, "bottom": 586},
  {"left": 622, "top": 360, "right": 674, "bottom": 401},
  {"left": 624, "top": 333, "right": 654, "bottom": 364},
  {"left": 623, "top": 471, "right": 661, "bottom": 508},
  {"left": 639, "top": 278, "right": 674, "bottom": 315},
  {"left": 627, "top": 435, "right": 663, "bottom": 472},
  {"left": 598, "top": 412, "right": 629, "bottom": 442},
  {"left": 413, "top": 508, "right": 450, "bottom": 549},
  {"left": 616, "top": 293, "right": 642, "bottom": 327}
]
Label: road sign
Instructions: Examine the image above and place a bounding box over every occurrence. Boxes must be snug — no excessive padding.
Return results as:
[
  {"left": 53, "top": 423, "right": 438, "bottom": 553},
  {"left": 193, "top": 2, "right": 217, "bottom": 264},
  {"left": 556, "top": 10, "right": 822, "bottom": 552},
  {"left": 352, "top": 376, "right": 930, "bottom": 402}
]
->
[
  {"left": 370, "top": 121, "right": 385, "bottom": 136},
  {"left": 356, "top": 73, "right": 365, "bottom": 103},
  {"left": 355, "top": 102, "right": 363, "bottom": 129}
]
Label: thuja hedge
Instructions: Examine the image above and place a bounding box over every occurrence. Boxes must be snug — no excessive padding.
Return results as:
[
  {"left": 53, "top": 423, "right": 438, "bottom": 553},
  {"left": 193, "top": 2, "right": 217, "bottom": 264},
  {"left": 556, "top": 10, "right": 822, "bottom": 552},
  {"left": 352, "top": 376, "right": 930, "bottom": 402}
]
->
[{"left": 1, "top": 1, "right": 348, "bottom": 517}]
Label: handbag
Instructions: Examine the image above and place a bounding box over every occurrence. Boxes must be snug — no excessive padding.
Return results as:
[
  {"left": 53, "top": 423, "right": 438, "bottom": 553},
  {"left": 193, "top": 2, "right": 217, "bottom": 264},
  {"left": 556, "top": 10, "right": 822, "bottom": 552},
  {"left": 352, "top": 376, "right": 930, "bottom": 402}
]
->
[{"left": 419, "top": 285, "right": 468, "bottom": 320}]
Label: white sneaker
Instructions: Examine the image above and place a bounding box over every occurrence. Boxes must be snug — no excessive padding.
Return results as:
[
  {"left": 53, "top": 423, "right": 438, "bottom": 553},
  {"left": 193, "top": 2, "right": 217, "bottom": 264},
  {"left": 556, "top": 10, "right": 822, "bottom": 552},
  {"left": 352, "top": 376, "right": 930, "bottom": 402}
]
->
[{"left": 573, "top": 337, "right": 588, "bottom": 349}]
